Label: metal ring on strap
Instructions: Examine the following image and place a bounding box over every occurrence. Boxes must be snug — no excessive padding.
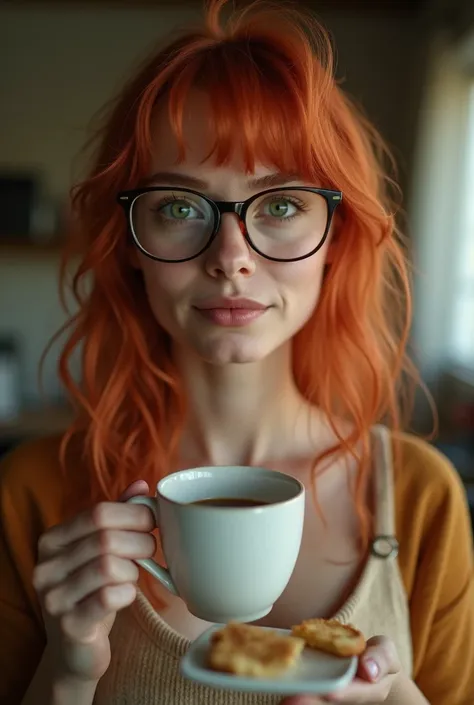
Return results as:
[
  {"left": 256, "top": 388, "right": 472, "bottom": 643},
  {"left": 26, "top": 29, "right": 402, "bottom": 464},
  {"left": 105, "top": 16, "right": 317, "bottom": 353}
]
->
[{"left": 370, "top": 535, "right": 399, "bottom": 559}]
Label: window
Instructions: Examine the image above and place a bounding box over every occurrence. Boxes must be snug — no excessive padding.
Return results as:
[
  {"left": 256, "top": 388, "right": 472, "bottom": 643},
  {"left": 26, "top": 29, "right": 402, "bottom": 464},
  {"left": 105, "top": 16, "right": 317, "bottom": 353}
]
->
[{"left": 450, "top": 82, "right": 474, "bottom": 372}]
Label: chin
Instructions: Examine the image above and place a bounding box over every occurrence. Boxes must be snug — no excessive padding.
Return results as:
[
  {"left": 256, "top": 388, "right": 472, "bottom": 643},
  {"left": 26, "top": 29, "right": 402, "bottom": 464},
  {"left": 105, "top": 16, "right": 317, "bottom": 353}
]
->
[{"left": 196, "top": 338, "right": 274, "bottom": 365}]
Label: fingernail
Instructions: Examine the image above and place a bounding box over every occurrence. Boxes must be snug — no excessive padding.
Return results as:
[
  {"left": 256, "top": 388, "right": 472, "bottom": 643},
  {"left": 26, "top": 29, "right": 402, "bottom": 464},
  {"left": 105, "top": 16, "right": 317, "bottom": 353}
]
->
[{"left": 364, "top": 658, "right": 379, "bottom": 681}]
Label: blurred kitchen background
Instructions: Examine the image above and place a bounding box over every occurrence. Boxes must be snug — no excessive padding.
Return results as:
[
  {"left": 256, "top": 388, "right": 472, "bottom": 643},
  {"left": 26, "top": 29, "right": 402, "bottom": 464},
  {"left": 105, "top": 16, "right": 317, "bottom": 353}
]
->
[{"left": 0, "top": 0, "right": 473, "bottom": 513}]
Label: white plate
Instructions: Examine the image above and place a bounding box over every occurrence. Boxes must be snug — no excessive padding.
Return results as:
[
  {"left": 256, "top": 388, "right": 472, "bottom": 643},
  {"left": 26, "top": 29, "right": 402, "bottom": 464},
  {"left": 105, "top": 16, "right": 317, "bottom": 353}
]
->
[{"left": 180, "top": 625, "right": 358, "bottom": 696}]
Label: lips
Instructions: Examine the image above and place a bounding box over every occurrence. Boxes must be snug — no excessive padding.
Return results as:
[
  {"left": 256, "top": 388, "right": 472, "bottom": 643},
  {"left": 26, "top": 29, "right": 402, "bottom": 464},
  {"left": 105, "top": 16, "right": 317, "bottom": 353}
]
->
[
  {"left": 194, "top": 298, "right": 269, "bottom": 327},
  {"left": 195, "top": 298, "right": 268, "bottom": 311}
]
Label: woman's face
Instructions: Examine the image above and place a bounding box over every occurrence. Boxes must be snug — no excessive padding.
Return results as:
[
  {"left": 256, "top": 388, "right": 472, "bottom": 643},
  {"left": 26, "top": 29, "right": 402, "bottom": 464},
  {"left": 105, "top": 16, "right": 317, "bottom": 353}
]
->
[{"left": 135, "top": 91, "right": 333, "bottom": 365}]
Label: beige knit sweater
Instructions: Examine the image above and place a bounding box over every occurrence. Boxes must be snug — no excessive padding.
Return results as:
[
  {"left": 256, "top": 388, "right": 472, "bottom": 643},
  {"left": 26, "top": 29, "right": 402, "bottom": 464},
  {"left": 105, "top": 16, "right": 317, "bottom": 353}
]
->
[{"left": 92, "top": 426, "right": 412, "bottom": 704}]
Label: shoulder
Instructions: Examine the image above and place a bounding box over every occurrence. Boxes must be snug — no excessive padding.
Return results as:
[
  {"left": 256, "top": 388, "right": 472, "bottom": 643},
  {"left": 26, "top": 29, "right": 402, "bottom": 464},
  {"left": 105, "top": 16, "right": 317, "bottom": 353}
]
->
[
  {"left": 390, "top": 431, "right": 473, "bottom": 593},
  {"left": 0, "top": 434, "right": 63, "bottom": 492},
  {"left": 391, "top": 431, "right": 469, "bottom": 510},
  {"left": 0, "top": 435, "right": 67, "bottom": 528}
]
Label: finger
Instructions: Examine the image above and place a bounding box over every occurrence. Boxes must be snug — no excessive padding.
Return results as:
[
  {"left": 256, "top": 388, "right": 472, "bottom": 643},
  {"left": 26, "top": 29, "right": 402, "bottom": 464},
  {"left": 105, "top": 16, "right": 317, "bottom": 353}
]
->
[
  {"left": 43, "top": 556, "right": 139, "bottom": 616},
  {"left": 37, "top": 500, "right": 155, "bottom": 560},
  {"left": 60, "top": 583, "right": 137, "bottom": 643},
  {"left": 357, "top": 635, "right": 401, "bottom": 683},
  {"left": 119, "top": 480, "right": 150, "bottom": 502},
  {"left": 322, "top": 677, "right": 392, "bottom": 703},
  {"left": 34, "top": 529, "right": 156, "bottom": 591}
]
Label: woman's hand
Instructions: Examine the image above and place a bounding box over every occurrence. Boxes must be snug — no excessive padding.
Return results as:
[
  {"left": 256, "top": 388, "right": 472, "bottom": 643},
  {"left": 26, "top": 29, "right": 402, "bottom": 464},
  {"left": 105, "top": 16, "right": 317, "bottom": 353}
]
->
[
  {"left": 32, "top": 481, "right": 155, "bottom": 687},
  {"left": 281, "top": 635, "right": 402, "bottom": 704}
]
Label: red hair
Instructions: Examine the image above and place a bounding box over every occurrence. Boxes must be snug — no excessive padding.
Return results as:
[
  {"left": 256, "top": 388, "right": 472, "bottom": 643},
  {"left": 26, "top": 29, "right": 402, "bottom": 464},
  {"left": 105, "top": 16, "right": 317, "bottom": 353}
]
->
[{"left": 52, "top": 0, "right": 424, "bottom": 554}]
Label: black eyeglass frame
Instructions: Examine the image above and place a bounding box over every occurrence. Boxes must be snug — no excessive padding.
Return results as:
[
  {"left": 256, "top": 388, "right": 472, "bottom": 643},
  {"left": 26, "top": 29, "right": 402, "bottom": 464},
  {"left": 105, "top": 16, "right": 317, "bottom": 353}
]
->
[{"left": 117, "top": 186, "right": 343, "bottom": 263}]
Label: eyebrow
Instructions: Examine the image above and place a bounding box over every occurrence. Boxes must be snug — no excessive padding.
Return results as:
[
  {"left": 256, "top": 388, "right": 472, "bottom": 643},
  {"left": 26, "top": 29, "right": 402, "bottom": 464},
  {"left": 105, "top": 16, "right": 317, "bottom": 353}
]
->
[{"left": 143, "top": 171, "right": 304, "bottom": 191}]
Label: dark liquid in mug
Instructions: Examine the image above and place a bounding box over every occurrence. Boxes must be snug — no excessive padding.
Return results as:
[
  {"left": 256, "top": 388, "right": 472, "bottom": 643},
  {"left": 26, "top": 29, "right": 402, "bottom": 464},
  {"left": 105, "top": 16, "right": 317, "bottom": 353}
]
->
[{"left": 192, "top": 497, "right": 270, "bottom": 507}]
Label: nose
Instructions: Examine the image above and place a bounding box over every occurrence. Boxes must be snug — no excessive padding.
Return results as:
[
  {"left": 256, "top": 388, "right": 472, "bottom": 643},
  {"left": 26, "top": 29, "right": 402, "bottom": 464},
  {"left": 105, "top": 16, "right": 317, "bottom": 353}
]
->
[{"left": 204, "top": 213, "right": 256, "bottom": 280}]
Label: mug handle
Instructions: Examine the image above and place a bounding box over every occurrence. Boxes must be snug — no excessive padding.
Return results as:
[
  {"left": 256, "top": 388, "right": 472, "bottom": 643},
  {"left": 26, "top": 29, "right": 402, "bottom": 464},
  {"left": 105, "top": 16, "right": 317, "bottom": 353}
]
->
[{"left": 127, "top": 495, "right": 179, "bottom": 596}]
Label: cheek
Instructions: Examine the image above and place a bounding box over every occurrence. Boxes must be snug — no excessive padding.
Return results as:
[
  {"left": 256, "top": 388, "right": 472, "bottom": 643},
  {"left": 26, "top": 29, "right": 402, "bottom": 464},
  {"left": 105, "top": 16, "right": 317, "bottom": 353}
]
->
[
  {"left": 275, "top": 255, "right": 327, "bottom": 323},
  {"left": 139, "top": 259, "right": 197, "bottom": 331}
]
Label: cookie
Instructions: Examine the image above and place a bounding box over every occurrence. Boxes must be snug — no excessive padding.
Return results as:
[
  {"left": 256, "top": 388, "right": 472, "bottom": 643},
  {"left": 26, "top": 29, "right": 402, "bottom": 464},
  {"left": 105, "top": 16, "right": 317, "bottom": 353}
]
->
[
  {"left": 208, "top": 622, "right": 305, "bottom": 677},
  {"left": 291, "top": 618, "right": 366, "bottom": 657}
]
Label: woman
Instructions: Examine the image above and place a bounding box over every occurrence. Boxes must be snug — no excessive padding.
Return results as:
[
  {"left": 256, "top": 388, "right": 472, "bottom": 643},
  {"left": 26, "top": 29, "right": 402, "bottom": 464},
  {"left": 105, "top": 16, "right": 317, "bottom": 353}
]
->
[{"left": 1, "top": 1, "right": 473, "bottom": 703}]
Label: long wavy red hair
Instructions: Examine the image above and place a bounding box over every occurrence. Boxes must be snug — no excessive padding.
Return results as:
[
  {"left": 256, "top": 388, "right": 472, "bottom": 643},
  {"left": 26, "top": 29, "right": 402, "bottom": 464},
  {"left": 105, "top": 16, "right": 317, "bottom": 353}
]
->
[{"left": 52, "top": 0, "right": 422, "bottom": 555}]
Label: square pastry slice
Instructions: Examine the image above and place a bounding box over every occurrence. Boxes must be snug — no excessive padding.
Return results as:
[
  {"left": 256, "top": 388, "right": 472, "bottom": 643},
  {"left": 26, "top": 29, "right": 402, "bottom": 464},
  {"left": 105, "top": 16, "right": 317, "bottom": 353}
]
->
[{"left": 208, "top": 622, "right": 305, "bottom": 677}]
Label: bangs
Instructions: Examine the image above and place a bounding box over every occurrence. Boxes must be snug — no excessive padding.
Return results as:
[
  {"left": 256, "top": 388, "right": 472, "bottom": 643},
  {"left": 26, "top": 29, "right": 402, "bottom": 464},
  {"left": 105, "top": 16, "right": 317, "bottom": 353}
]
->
[{"left": 150, "top": 38, "right": 334, "bottom": 183}]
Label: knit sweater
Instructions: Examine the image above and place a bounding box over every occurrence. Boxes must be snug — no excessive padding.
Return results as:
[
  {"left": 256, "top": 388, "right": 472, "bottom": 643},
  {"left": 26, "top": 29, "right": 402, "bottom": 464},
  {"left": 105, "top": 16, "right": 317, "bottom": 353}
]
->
[{"left": 1, "top": 428, "right": 473, "bottom": 704}]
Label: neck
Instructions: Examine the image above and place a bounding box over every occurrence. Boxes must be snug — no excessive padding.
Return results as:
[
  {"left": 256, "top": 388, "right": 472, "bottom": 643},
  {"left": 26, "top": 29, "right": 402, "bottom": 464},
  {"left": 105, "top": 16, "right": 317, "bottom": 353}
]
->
[{"left": 174, "top": 343, "right": 309, "bottom": 467}]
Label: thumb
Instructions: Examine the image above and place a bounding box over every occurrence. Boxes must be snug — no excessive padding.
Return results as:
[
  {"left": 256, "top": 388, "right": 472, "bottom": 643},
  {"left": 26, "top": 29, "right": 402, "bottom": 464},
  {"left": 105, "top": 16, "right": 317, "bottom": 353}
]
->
[
  {"left": 119, "top": 480, "right": 150, "bottom": 502},
  {"left": 358, "top": 635, "right": 401, "bottom": 683}
]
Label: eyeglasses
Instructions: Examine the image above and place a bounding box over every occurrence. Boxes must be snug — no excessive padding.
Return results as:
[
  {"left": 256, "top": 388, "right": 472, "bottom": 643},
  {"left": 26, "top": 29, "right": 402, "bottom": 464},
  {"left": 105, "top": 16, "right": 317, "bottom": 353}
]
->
[{"left": 117, "top": 186, "right": 342, "bottom": 263}]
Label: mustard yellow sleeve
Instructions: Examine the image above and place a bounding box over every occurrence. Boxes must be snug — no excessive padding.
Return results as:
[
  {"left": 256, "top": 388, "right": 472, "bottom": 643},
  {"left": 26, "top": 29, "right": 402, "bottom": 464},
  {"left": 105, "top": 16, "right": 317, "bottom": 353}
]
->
[
  {"left": 0, "top": 438, "right": 64, "bottom": 704},
  {"left": 397, "top": 439, "right": 474, "bottom": 704}
]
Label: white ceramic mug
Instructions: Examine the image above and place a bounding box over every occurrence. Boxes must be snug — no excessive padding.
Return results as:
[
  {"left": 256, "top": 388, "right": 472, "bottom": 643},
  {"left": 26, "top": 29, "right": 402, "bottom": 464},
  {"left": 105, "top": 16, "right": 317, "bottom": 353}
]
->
[{"left": 128, "top": 466, "right": 305, "bottom": 623}]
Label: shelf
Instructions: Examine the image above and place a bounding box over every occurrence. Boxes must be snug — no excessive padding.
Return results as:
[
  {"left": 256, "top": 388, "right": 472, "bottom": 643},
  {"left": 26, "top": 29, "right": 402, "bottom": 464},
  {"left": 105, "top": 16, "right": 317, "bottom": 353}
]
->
[
  {"left": 0, "top": 238, "right": 63, "bottom": 257},
  {"left": 0, "top": 406, "right": 74, "bottom": 441}
]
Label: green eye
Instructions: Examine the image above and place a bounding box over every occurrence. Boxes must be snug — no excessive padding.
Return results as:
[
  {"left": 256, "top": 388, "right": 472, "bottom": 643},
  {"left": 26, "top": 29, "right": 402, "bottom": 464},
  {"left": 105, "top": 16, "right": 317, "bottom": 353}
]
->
[
  {"left": 170, "top": 202, "right": 191, "bottom": 219},
  {"left": 269, "top": 200, "right": 290, "bottom": 217}
]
